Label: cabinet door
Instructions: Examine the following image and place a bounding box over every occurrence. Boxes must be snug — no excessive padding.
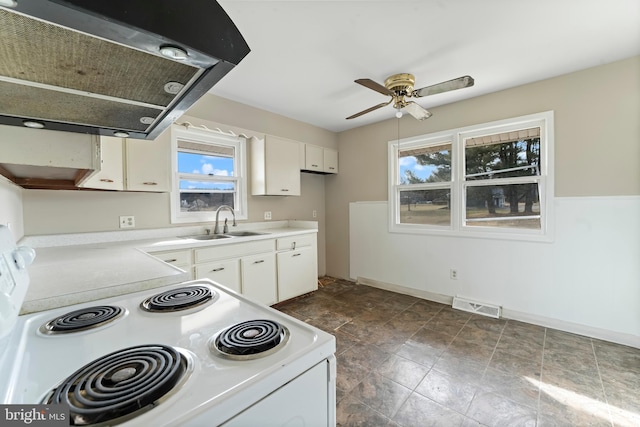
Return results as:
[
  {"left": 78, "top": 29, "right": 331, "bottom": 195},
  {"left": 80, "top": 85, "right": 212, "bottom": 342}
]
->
[
  {"left": 277, "top": 246, "right": 317, "bottom": 301},
  {"left": 80, "top": 136, "right": 124, "bottom": 190},
  {"left": 194, "top": 259, "right": 241, "bottom": 293},
  {"left": 323, "top": 148, "right": 338, "bottom": 174},
  {"left": 125, "top": 137, "right": 171, "bottom": 192},
  {"left": 304, "top": 144, "right": 323, "bottom": 172},
  {"left": 265, "top": 136, "right": 301, "bottom": 195},
  {"left": 241, "top": 253, "right": 277, "bottom": 305}
]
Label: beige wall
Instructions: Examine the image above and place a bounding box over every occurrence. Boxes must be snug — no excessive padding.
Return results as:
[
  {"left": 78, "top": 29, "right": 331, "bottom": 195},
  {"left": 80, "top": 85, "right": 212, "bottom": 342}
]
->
[
  {"left": 21, "top": 94, "right": 337, "bottom": 275},
  {"left": 325, "top": 56, "right": 640, "bottom": 279}
]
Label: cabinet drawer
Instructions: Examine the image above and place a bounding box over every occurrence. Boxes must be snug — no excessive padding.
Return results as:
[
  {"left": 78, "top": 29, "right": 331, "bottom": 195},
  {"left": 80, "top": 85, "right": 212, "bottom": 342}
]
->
[
  {"left": 194, "top": 240, "right": 275, "bottom": 263},
  {"left": 150, "top": 249, "right": 192, "bottom": 266},
  {"left": 276, "top": 234, "right": 315, "bottom": 251},
  {"left": 194, "top": 259, "right": 241, "bottom": 293}
]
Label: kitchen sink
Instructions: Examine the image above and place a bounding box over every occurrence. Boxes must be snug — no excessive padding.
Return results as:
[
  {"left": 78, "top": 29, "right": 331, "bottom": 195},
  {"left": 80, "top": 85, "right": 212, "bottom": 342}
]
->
[
  {"left": 224, "top": 231, "right": 268, "bottom": 237},
  {"left": 180, "top": 234, "right": 232, "bottom": 241}
]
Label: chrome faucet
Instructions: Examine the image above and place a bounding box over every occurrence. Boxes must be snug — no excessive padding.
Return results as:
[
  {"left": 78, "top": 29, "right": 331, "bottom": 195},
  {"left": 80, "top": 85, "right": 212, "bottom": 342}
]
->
[{"left": 213, "top": 205, "right": 236, "bottom": 234}]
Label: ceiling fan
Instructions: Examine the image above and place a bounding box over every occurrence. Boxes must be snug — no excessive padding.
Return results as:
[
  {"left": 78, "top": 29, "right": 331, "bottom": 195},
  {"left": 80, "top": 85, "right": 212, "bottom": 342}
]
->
[{"left": 346, "top": 73, "right": 474, "bottom": 121}]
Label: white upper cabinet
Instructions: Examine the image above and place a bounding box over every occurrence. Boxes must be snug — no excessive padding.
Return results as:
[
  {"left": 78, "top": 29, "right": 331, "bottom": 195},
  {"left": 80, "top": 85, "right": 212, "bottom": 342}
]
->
[
  {"left": 303, "top": 144, "right": 324, "bottom": 172},
  {"left": 251, "top": 135, "right": 301, "bottom": 196},
  {"left": 300, "top": 143, "right": 338, "bottom": 174},
  {"left": 323, "top": 148, "right": 338, "bottom": 174},
  {"left": 125, "top": 136, "right": 171, "bottom": 192},
  {"left": 81, "top": 135, "right": 171, "bottom": 192},
  {"left": 80, "top": 136, "right": 124, "bottom": 190}
]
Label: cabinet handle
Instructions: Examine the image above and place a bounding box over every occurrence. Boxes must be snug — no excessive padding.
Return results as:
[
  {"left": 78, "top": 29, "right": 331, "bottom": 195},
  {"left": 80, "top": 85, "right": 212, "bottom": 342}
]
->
[
  {"left": 292, "top": 242, "right": 296, "bottom": 250},
  {"left": 164, "top": 258, "right": 178, "bottom": 263},
  {"left": 100, "top": 178, "right": 114, "bottom": 183},
  {"left": 211, "top": 267, "right": 224, "bottom": 272},
  {"left": 281, "top": 188, "right": 289, "bottom": 192},
  {"left": 143, "top": 182, "right": 158, "bottom": 186},
  {"left": 253, "top": 259, "right": 265, "bottom": 264},
  {"left": 311, "top": 164, "right": 319, "bottom": 167},
  {"left": 292, "top": 253, "right": 301, "bottom": 257},
  {"left": 328, "top": 167, "right": 335, "bottom": 170}
]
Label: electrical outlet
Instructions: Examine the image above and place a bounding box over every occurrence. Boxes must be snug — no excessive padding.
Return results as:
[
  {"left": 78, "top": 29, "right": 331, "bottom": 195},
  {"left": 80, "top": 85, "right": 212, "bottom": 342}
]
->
[
  {"left": 450, "top": 269, "right": 458, "bottom": 280},
  {"left": 312, "top": 210, "right": 317, "bottom": 218},
  {"left": 119, "top": 215, "right": 135, "bottom": 229},
  {"left": 264, "top": 211, "right": 272, "bottom": 220}
]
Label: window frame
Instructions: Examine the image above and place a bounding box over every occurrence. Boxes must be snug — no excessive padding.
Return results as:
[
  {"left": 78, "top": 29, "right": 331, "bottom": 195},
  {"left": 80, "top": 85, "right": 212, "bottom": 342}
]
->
[
  {"left": 388, "top": 111, "right": 554, "bottom": 242},
  {"left": 170, "top": 125, "right": 248, "bottom": 224}
]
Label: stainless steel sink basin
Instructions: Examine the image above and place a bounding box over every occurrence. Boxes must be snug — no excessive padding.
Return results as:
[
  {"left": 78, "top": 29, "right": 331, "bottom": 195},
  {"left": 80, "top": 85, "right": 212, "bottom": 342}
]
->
[
  {"left": 224, "top": 231, "right": 268, "bottom": 237},
  {"left": 180, "top": 234, "right": 232, "bottom": 241}
]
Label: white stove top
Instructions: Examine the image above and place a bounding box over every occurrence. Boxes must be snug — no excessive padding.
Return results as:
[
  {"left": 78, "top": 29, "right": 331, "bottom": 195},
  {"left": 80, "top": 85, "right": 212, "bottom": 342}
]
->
[{"left": 0, "top": 280, "right": 335, "bottom": 426}]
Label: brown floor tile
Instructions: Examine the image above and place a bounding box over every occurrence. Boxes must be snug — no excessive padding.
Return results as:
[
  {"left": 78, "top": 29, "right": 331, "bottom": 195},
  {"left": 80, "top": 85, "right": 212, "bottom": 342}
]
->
[
  {"left": 467, "top": 390, "right": 537, "bottom": 427},
  {"left": 415, "top": 369, "right": 479, "bottom": 414},
  {"left": 350, "top": 372, "right": 412, "bottom": 418},
  {"left": 537, "top": 393, "right": 612, "bottom": 426},
  {"left": 336, "top": 394, "right": 391, "bottom": 427},
  {"left": 393, "top": 392, "right": 466, "bottom": 427},
  {"left": 480, "top": 367, "right": 540, "bottom": 409},
  {"left": 489, "top": 348, "right": 542, "bottom": 378},
  {"left": 376, "top": 354, "right": 430, "bottom": 390}
]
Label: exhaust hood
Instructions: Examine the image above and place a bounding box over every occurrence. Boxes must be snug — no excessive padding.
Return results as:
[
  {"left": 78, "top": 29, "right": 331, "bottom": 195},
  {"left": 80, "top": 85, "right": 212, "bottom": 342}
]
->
[{"left": 0, "top": 0, "right": 250, "bottom": 140}]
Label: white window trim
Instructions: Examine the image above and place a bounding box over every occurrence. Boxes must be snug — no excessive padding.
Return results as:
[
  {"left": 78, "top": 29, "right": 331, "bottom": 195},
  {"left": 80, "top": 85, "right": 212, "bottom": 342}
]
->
[
  {"left": 170, "top": 125, "right": 248, "bottom": 224},
  {"left": 388, "top": 111, "right": 555, "bottom": 242}
]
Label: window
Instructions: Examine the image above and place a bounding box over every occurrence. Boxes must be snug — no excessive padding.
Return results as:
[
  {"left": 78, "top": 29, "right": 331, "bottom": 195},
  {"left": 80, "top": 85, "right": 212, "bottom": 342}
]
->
[
  {"left": 389, "top": 111, "right": 554, "bottom": 241},
  {"left": 170, "top": 125, "right": 247, "bottom": 224}
]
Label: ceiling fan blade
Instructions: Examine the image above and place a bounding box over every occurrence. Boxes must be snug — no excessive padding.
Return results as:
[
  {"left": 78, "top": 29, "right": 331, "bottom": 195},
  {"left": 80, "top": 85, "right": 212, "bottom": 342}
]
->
[
  {"left": 354, "top": 79, "right": 394, "bottom": 96},
  {"left": 413, "top": 75, "right": 475, "bottom": 97},
  {"left": 402, "top": 101, "right": 432, "bottom": 121},
  {"left": 346, "top": 98, "right": 393, "bottom": 120}
]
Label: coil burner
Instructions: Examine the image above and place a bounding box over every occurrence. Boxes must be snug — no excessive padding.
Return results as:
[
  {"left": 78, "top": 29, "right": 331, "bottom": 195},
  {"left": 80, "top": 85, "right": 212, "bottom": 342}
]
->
[
  {"left": 39, "top": 306, "right": 125, "bottom": 335},
  {"left": 140, "top": 285, "right": 214, "bottom": 313},
  {"left": 42, "top": 344, "right": 192, "bottom": 426},
  {"left": 210, "top": 319, "right": 290, "bottom": 361}
]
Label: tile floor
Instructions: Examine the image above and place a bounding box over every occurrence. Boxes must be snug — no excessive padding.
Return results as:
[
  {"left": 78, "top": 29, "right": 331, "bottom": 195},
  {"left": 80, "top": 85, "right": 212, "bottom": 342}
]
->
[{"left": 273, "top": 277, "right": 640, "bottom": 427}]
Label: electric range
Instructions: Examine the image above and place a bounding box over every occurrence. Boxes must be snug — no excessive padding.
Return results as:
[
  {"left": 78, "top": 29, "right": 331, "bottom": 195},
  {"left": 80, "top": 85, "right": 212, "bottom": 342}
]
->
[{"left": 0, "top": 225, "right": 336, "bottom": 426}]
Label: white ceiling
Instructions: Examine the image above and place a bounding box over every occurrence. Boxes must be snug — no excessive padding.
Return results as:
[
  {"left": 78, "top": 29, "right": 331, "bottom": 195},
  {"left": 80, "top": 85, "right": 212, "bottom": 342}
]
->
[{"left": 212, "top": 0, "right": 640, "bottom": 133}]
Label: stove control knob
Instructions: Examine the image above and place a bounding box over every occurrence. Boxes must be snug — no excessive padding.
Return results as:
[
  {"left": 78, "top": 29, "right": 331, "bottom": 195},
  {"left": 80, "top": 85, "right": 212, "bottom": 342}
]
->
[{"left": 12, "top": 246, "right": 36, "bottom": 270}]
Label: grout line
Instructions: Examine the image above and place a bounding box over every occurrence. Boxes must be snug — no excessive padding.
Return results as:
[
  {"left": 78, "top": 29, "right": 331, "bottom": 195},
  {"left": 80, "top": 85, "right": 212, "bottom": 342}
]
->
[
  {"left": 537, "top": 327, "right": 547, "bottom": 424},
  {"left": 591, "top": 338, "right": 615, "bottom": 427}
]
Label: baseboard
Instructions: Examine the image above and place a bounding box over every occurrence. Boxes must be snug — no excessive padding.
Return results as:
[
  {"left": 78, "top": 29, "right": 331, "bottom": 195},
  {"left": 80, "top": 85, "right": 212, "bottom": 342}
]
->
[
  {"left": 356, "top": 276, "right": 639, "bottom": 349},
  {"left": 356, "top": 276, "right": 453, "bottom": 305}
]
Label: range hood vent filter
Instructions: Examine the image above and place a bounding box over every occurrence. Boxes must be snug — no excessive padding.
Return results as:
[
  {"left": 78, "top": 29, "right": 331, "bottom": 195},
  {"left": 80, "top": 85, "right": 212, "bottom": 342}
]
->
[{"left": 0, "top": 1, "right": 250, "bottom": 139}]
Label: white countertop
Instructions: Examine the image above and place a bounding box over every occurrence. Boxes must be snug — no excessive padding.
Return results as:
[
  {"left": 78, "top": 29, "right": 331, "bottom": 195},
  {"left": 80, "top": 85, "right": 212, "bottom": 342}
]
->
[{"left": 20, "top": 221, "right": 317, "bottom": 314}]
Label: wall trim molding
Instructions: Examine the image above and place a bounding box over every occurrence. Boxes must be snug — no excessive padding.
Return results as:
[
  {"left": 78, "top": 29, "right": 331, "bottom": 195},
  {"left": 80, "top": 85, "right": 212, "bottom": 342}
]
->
[{"left": 357, "top": 276, "right": 639, "bottom": 349}]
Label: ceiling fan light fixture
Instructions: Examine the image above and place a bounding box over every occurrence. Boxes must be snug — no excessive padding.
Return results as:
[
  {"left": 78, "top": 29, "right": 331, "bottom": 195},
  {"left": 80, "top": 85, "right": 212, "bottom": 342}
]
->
[{"left": 347, "top": 73, "right": 473, "bottom": 121}]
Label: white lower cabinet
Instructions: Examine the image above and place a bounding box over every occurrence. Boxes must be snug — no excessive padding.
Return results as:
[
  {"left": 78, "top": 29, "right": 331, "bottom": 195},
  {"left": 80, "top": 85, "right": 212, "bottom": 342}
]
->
[
  {"left": 241, "top": 253, "right": 277, "bottom": 305},
  {"left": 195, "top": 259, "right": 241, "bottom": 294},
  {"left": 276, "top": 234, "right": 318, "bottom": 301},
  {"left": 156, "top": 232, "right": 317, "bottom": 304}
]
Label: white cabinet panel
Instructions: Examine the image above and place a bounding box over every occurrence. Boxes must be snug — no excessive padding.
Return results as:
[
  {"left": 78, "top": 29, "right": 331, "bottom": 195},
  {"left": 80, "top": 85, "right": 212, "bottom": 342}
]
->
[
  {"left": 80, "top": 136, "right": 124, "bottom": 190},
  {"left": 241, "top": 253, "right": 277, "bottom": 305},
  {"left": 303, "top": 144, "right": 323, "bottom": 172},
  {"left": 277, "top": 246, "right": 317, "bottom": 301},
  {"left": 251, "top": 135, "right": 300, "bottom": 196},
  {"left": 195, "top": 259, "right": 241, "bottom": 293},
  {"left": 323, "top": 148, "right": 338, "bottom": 174},
  {"left": 125, "top": 137, "right": 171, "bottom": 192}
]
